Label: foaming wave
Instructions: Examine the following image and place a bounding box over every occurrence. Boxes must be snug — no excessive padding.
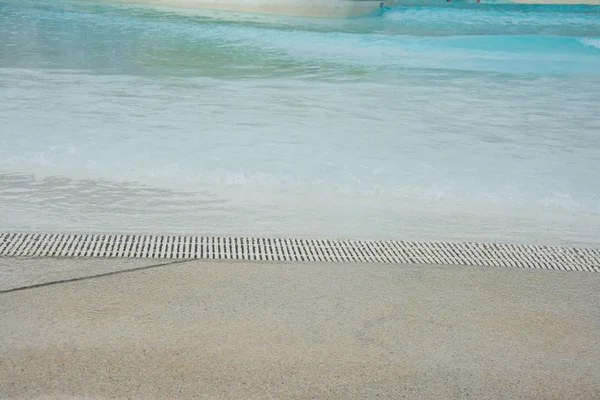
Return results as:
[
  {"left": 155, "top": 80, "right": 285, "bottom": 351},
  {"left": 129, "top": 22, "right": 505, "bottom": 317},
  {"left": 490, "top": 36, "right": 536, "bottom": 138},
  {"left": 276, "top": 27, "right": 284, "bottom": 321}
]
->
[
  {"left": 579, "top": 37, "right": 600, "bottom": 49},
  {"left": 228, "top": 28, "right": 600, "bottom": 74},
  {"left": 1, "top": 172, "right": 598, "bottom": 246}
]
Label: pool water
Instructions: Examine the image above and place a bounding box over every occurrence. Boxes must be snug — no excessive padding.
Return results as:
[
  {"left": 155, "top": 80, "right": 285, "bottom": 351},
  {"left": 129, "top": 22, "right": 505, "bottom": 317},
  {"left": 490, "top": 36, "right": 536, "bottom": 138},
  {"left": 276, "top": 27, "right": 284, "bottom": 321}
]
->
[{"left": 1, "top": 0, "right": 599, "bottom": 246}]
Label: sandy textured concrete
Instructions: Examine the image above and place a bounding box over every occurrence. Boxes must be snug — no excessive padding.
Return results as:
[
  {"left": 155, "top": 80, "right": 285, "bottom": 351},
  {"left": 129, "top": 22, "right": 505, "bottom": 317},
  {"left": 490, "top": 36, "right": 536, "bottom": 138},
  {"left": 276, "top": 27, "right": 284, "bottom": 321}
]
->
[
  {"left": 0, "top": 257, "right": 165, "bottom": 292},
  {"left": 1, "top": 258, "right": 599, "bottom": 399}
]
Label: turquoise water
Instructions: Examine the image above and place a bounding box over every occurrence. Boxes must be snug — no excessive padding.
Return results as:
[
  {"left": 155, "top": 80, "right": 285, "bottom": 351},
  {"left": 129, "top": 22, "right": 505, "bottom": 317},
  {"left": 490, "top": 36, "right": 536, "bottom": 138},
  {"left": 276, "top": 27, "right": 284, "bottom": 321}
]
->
[{"left": 1, "top": 0, "right": 599, "bottom": 246}]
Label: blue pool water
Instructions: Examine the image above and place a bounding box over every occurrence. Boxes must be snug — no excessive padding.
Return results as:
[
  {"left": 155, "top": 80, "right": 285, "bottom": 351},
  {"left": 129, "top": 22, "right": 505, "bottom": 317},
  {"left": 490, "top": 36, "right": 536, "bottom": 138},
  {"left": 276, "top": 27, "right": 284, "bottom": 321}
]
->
[{"left": 1, "top": 0, "right": 599, "bottom": 246}]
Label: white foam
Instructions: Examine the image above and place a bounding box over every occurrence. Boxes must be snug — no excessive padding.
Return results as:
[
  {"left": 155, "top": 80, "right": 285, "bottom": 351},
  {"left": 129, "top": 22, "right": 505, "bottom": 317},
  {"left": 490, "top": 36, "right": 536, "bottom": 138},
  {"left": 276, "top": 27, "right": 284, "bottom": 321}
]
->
[
  {"left": 2, "top": 67, "right": 600, "bottom": 246},
  {"left": 579, "top": 37, "right": 600, "bottom": 50}
]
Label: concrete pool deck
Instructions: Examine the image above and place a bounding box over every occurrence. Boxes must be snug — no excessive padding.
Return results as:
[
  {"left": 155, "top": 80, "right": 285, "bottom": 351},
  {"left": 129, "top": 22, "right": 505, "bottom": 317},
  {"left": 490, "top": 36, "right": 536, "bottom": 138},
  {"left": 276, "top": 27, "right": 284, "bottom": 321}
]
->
[
  {"left": 89, "top": 0, "right": 393, "bottom": 18},
  {"left": 1, "top": 257, "right": 599, "bottom": 399}
]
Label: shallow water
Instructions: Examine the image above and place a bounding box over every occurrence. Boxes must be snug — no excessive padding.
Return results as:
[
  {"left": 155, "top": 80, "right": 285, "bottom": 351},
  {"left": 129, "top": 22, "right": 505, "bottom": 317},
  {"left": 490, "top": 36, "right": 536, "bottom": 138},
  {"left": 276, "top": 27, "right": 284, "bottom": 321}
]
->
[{"left": 1, "top": 0, "right": 599, "bottom": 246}]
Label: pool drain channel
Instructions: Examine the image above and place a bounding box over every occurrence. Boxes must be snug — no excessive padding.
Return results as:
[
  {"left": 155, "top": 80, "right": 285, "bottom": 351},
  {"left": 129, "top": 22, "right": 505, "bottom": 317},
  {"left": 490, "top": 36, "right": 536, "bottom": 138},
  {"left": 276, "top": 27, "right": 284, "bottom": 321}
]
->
[{"left": 0, "top": 233, "right": 598, "bottom": 272}]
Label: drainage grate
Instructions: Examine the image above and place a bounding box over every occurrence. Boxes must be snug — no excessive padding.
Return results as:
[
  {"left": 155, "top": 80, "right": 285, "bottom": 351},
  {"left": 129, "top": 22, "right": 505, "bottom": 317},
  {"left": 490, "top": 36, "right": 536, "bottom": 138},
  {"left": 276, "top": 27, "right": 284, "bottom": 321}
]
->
[{"left": 0, "top": 233, "right": 598, "bottom": 272}]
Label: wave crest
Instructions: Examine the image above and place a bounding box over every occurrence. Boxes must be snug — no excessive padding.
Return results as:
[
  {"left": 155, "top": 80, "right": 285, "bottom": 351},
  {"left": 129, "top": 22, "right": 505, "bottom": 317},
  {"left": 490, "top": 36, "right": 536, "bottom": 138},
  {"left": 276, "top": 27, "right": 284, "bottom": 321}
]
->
[{"left": 579, "top": 37, "right": 600, "bottom": 49}]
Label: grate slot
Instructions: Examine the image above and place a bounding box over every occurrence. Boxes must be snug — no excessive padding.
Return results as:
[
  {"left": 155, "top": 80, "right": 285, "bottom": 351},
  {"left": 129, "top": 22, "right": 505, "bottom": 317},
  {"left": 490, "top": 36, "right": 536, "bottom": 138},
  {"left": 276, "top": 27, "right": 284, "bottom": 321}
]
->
[{"left": 0, "top": 233, "right": 598, "bottom": 272}]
